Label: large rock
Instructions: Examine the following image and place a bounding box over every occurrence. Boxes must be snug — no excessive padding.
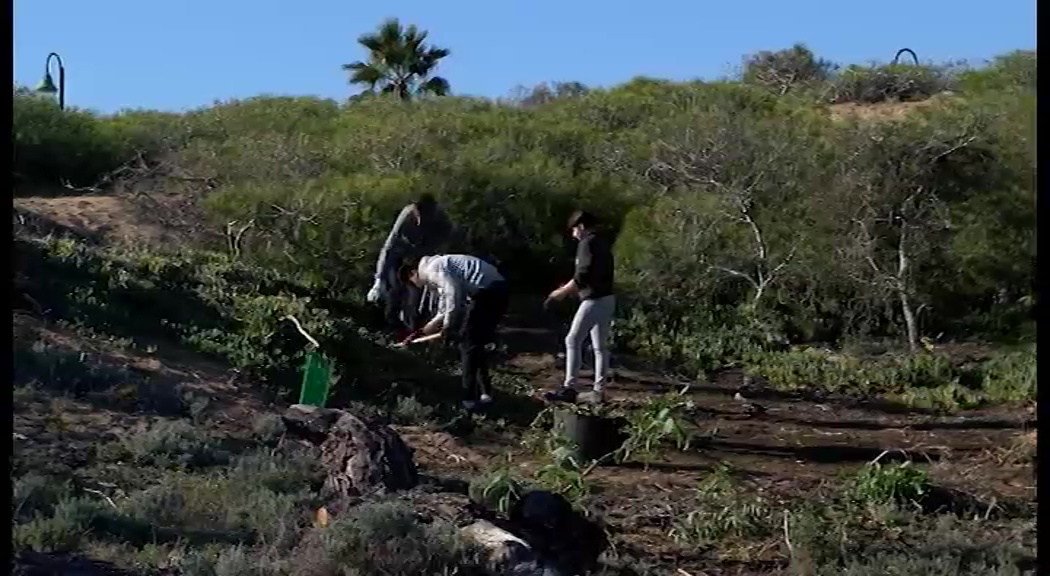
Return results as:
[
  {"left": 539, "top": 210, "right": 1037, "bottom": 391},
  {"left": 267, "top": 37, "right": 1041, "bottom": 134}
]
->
[
  {"left": 459, "top": 490, "right": 609, "bottom": 576},
  {"left": 283, "top": 404, "right": 418, "bottom": 499},
  {"left": 461, "top": 520, "right": 562, "bottom": 576},
  {"left": 509, "top": 491, "right": 608, "bottom": 575}
]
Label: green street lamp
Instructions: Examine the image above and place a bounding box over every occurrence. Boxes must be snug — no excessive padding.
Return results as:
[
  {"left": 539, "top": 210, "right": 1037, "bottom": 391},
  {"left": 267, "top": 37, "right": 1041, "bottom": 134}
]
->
[{"left": 35, "top": 52, "right": 65, "bottom": 110}]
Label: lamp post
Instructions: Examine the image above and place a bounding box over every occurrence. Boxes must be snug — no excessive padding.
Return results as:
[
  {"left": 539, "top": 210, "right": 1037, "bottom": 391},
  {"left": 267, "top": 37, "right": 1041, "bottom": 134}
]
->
[
  {"left": 35, "top": 52, "right": 65, "bottom": 110},
  {"left": 892, "top": 48, "right": 919, "bottom": 66}
]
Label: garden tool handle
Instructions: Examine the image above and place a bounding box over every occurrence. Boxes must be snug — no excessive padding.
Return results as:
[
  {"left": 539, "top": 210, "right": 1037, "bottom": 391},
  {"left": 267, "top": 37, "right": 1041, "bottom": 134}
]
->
[{"left": 282, "top": 315, "right": 320, "bottom": 349}]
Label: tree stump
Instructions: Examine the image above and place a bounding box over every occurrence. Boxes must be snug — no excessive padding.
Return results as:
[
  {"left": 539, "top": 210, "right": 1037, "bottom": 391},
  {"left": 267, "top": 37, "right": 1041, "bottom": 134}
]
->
[{"left": 282, "top": 404, "right": 418, "bottom": 499}]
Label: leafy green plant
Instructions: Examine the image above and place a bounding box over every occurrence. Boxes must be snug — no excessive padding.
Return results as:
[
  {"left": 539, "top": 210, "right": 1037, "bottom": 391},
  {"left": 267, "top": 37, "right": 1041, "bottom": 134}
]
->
[
  {"left": 745, "top": 347, "right": 978, "bottom": 402},
  {"left": 670, "top": 464, "right": 777, "bottom": 546},
  {"left": 390, "top": 395, "right": 436, "bottom": 425},
  {"left": 618, "top": 387, "right": 694, "bottom": 468},
  {"left": 468, "top": 458, "right": 526, "bottom": 515},
  {"left": 532, "top": 436, "right": 592, "bottom": 505},
  {"left": 848, "top": 456, "right": 931, "bottom": 509},
  {"left": 978, "top": 345, "right": 1037, "bottom": 404}
]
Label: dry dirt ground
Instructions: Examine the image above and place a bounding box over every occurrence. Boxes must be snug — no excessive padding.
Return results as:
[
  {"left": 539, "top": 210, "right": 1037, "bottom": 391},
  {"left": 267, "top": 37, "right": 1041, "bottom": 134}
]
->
[
  {"left": 12, "top": 192, "right": 1038, "bottom": 575},
  {"left": 13, "top": 189, "right": 212, "bottom": 248},
  {"left": 13, "top": 310, "right": 1037, "bottom": 574}
]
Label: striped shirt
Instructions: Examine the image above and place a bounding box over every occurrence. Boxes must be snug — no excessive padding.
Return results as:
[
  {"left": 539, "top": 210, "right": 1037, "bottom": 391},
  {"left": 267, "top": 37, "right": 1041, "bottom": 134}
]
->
[{"left": 418, "top": 255, "right": 505, "bottom": 330}]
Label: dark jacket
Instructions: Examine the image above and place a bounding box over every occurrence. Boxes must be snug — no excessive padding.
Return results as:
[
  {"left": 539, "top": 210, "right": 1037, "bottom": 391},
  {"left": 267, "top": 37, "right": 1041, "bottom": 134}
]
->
[{"left": 572, "top": 230, "right": 614, "bottom": 300}]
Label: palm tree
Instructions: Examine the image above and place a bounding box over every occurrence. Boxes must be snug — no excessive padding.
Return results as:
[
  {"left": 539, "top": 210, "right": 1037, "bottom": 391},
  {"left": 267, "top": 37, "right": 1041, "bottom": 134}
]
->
[{"left": 342, "top": 19, "right": 451, "bottom": 101}]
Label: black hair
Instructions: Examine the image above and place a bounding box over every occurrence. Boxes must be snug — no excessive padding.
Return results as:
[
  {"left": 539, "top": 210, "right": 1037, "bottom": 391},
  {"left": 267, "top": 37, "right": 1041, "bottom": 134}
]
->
[
  {"left": 415, "top": 193, "right": 438, "bottom": 213},
  {"left": 567, "top": 209, "right": 598, "bottom": 230},
  {"left": 398, "top": 259, "right": 420, "bottom": 284}
]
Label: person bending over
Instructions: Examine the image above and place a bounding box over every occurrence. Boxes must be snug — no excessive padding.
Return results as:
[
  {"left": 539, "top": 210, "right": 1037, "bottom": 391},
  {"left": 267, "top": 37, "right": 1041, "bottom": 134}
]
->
[
  {"left": 543, "top": 210, "right": 616, "bottom": 403},
  {"left": 397, "top": 254, "right": 509, "bottom": 411},
  {"left": 367, "top": 194, "right": 453, "bottom": 338}
]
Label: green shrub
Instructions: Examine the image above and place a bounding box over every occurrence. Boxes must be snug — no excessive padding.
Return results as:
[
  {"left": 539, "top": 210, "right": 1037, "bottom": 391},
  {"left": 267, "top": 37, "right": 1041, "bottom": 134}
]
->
[
  {"left": 251, "top": 413, "right": 288, "bottom": 443},
  {"left": 13, "top": 497, "right": 107, "bottom": 552},
  {"left": 12, "top": 473, "right": 73, "bottom": 522},
  {"left": 13, "top": 339, "right": 129, "bottom": 394},
  {"left": 794, "top": 512, "right": 1034, "bottom": 576},
  {"left": 469, "top": 459, "right": 527, "bottom": 515},
  {"left": 743, "top": 345, "right": 1036, "bottom": 409},
  {"left": 177, "top": 545, "right": 270, "bottom": 576},
  {"left": 671, "top": 465, "right": 776, "bottom": 546},
  {"left": 13, "top": 90, "right": 130, "bottom": 191},
  {"left": 743, "top": 43, "right": 837, "bottom": 95},
  {"left": 16, "top": 234, "right": 346, "bottom": 396},
  {"left": 827, "top": 63, "right": 956, "bottom": 103},
  {"left": 956, "top": 51, "right": 1036, "bottom": 95},
  {"left": 124, "top": 466, "right": 315, "bottom": 546},
  {"left": 390, "top": 395, "right": 436, "bottom": 425},
  {"left": 120, "top": 419, "right": 224, "bottom": 468},
  {"left": 848, "top": 460, "right": 931, "bottom": 509},
  {"left": 978, "top": 345, "right": 1036, "bottom": 403},
  {"left": 316, "top": 499, "right": 484, "bottom": 575},
  {"left": 227, "top": 449, "right": 325, "bottom": 495},
  {"left": 13, "top": 47, "right": 1036, "bottom": 372},
  {"left": 747, "top": 348, "right": 958, "bottom": 394}
]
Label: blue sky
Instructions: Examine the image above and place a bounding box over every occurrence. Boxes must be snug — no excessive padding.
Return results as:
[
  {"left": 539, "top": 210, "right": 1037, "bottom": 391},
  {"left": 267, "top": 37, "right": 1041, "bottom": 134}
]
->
[{"left": 14, "top": 0, "right": 1036, "bottom": 114}]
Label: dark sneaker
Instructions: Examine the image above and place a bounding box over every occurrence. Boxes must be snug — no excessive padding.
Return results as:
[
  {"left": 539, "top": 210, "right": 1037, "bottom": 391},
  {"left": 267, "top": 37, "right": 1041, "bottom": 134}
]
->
[{"left": 543, "top": 386, "right": 578, "bottom": 403}]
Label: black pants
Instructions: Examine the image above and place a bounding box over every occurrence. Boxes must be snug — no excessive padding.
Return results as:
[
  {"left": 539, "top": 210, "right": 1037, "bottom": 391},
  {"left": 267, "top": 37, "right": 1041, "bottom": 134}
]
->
[
  {"left": 384, "top": 263, "right": 422, "bottom": 331},
  {"left": 460, "top": 281, "right": 509, "bottom": 402}
]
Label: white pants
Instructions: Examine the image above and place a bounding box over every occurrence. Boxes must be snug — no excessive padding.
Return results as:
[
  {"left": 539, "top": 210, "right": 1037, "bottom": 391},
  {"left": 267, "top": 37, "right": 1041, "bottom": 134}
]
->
[{"left": 564, "top": 295, "right": 616, "bottom": 390}]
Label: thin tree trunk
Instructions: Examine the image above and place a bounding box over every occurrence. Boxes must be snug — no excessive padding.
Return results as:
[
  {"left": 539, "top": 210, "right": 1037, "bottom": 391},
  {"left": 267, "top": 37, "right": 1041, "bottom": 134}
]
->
[
  {"left": 898, "top": 286, "right": 918, "bottom": 352},
  {"left": 896, "top": 221, "right": 918, "bottom": 352}
]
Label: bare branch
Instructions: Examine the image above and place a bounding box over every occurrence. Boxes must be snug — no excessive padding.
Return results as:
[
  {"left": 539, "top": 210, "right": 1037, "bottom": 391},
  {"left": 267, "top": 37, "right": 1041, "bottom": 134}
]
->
[
  {"left": 710, "top": 265, "right": 760, "bottom": 290},
  {"left": 767, "top": 241, "right": 800, "bottom": 281}
]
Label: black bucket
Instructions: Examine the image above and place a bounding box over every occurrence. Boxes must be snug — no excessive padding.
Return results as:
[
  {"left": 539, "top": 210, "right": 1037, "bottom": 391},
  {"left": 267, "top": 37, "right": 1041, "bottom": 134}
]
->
[{"left": 552, "top": 409, "right": 629, "bottom": 464}]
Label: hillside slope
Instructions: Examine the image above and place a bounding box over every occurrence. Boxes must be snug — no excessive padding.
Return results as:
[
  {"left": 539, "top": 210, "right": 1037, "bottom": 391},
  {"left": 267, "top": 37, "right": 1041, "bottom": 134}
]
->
[{"left": 12, "top": 190, "right": 1037, "bottom": 575}]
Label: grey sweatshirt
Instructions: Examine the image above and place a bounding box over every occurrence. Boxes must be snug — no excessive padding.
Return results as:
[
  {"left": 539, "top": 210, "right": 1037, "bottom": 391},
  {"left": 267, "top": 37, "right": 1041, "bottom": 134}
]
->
[{"left": 374, "top": 204, "right": 454, "bottom": 282}]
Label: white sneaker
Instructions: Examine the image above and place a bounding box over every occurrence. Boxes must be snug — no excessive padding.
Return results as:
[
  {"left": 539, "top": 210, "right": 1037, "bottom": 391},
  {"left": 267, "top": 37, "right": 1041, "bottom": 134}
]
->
[
  {"left": 578, "top": 388, "right": 606, "bottom": 404},
  {"left": 479, "top": 394, "right": 493, "bottom": 404}
]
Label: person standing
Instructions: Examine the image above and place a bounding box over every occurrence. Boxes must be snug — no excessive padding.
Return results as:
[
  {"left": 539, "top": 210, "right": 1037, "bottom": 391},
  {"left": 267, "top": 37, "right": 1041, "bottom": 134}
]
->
[
  {"left": 397, "top": 254, "right": 509, "bottom": 411},
  {"left": 543, "top": 210, "right": 616, "bottom": 403},
  {"left": 367, "top": 194, "right": 453, "bottom": 338}
]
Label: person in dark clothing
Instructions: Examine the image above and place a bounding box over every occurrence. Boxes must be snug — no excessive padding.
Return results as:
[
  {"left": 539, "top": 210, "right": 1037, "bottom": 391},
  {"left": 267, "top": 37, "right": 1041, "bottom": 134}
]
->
[
  {"left": 367, "top": 194, "right": 454, "bottom": 337},
  {"left": 398, "top": 254, "right": 509, "bottom": 411},
  {"left": 543, "top": 210, "right": 616, "bottom": 403}
]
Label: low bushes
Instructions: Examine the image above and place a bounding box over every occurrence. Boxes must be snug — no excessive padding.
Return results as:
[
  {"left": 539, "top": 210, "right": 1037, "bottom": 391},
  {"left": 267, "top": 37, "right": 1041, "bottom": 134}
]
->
[
  {"left": 15, "top": 232, "right": 348, "bottom": 400},
  {"left": 11, "top": 47, "right": 1036, "bottom": 382}
]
